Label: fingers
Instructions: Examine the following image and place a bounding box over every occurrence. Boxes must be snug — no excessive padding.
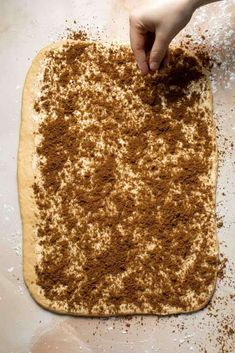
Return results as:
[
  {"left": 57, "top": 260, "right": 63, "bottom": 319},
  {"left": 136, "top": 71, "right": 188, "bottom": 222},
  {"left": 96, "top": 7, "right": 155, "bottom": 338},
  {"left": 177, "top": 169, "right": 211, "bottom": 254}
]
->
[
  {"left": 129, "top": 16, "right": 149, "bottom": 75},
  {"left": 159, "top": 48, "right": 170, "bottom": 72},
  {"left": 129, "top": 13, "right": 170, "bottom": 75},
  {"left": 149, "top": 33, "right": 169, "bottom": 72}
]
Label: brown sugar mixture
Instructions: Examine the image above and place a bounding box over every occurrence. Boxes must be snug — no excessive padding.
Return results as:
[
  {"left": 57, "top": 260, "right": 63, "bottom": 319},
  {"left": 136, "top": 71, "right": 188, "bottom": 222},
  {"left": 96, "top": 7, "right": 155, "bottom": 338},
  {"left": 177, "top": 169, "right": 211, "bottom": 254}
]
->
[{"left": 32, "top": 40, "right": 218, "bottom": 316}]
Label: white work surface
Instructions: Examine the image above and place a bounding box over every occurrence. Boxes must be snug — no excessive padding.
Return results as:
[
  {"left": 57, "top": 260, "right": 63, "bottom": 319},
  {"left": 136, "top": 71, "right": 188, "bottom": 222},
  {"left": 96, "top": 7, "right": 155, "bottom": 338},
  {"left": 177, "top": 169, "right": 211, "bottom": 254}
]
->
[{"left": 0, "top": 1, "right": 235, "bottom": 352}]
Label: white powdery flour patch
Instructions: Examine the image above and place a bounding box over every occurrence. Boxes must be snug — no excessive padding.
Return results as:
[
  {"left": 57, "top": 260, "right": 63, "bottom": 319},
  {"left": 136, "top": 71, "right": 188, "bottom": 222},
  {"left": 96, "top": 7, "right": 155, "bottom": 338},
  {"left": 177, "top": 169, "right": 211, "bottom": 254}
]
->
[{"left": 176, "top": 1, "right": 235, "bottom": 93}]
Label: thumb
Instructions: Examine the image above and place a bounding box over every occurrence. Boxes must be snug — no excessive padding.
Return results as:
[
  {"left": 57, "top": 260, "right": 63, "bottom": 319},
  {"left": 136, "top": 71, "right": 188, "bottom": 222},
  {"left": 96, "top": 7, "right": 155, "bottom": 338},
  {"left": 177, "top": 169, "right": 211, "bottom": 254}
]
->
[{"left": 149, "top": 33, "right": 169, "bottom": 71}]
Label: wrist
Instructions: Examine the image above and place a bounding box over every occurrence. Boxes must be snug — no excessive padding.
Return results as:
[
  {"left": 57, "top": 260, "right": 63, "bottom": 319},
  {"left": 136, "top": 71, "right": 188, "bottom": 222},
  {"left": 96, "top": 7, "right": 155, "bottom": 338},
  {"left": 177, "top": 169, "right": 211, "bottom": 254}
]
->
[
  {"left": 183, "top": 0, "right": 202, "bottom": 12},
  {"left": 177, "top": 0, "right": 200, "bottom": 16},
  {"left": 188, "top": 0, "right": 220, "bottom": 11}
]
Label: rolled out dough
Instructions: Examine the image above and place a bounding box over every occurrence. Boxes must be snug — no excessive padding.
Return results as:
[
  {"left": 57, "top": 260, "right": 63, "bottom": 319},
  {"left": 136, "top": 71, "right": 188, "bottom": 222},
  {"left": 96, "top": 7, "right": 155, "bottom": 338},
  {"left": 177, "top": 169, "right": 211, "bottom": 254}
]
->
[{"left": 18, "top": 40, "right": 218, "bottom": 316}]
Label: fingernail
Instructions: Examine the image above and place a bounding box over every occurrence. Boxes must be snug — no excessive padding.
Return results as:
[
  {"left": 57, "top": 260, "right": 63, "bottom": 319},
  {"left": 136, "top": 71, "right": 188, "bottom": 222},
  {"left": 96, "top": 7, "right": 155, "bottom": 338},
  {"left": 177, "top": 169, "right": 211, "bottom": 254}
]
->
[
  {"left": 150, "top": 62, "right": 159, "bottom": 71},
  {"left": 138, "top": 63, "right": 149, "bottom": 76}
]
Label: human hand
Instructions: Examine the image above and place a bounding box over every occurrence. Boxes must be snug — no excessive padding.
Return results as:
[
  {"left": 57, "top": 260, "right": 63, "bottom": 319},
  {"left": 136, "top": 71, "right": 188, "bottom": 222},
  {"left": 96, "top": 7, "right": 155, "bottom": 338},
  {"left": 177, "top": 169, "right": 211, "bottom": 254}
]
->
[{"left": 129, "top": 0, "right": 196, "bottom": 75}]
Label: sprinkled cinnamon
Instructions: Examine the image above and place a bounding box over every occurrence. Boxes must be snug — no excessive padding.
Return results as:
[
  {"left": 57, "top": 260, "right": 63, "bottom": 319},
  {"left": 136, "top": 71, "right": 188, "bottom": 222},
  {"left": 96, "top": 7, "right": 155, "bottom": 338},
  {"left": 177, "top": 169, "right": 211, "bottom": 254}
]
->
[{"left": 32, "top": 40, "right": 218, "bottom": 315}]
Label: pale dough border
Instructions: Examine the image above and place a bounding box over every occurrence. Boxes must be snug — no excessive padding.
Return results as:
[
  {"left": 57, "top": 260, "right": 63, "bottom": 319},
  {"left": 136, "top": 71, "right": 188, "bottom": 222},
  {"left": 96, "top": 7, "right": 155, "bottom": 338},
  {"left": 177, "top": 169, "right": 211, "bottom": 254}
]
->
[{"left": 18, "top": 40, "right": 219, "bottom": 317}]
